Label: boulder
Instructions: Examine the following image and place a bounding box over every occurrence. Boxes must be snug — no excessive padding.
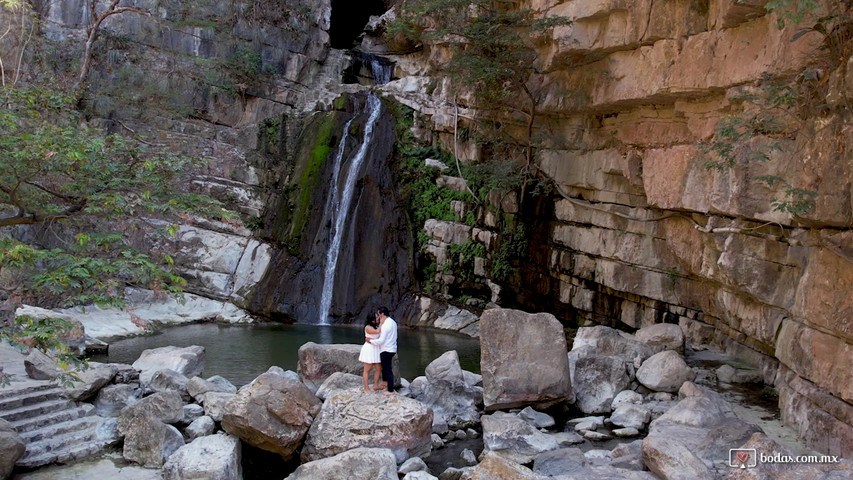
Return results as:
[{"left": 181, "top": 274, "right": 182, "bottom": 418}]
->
[
  {"left": 200, "top": 391, "right": 235, "bottom": 422},
  {"left": 15, "top": 305, "right": 87, "bottom": 354},
  {"left": 221, "top": 370, "right": 321, "bottom": 460},
  {"left": 572, "top": 326, "right": 653, "bottom": 365},
  {"left": 636, "top": 350, "right": 695, "bottom": 393},
  {"left": 479, "top": 309, "right": 572, "bottom": 410},
  {"left": 118, "top": 391, "right": 184, "bottom": 435},
  {"left": 297, "top": 342, "right": 400, "bottom": 392},
  {"left": 187, "top": 375, "right": 236, "bottom": 401},
  {"left": 572, "top": 354, "right": 630, "bottom": 414},
  {"left": 24, "top": 349, "right": 60, "bottom": 380},
  {"left": 635, "top": 323, "right": 685, "bottom": 354},
  {"left": 481, "top": 411, "right": 559, "bottom": 464},
  {"left": 533, "top": 447, "right": 586, "bottom": 476},
  {"left": 149, "top": 369, "right": 190, "bottom": 401},
  {"left": 113, "top": 363, "right": 140, "bottom": 384},
  {"left": 642, "top": 433, "right": 714, "bottom": 480},
  {"left": 132, "top": 346, "right": 205, "bottom": 385},
  {"left": 716, "top": 365, "right": 762, "bottom": 384},
  {"left": 0, "top": 419, "right": 25, "bottom": 479},
  {"left": 469, "top": 452, "right": 547, "bottom": 480},
  {"left": 302, "top": 390, "right": 433, "bottom": 463},
  {"left": 611, "top": 390, "right": 644, "bottom": 410},
  {"left": 285, "top": 447, "right": 399, "bottom": 480},
  {"left": 181, "top": 404, "right": 204, "bottom": 425},
  {"left": 163, "top": 432, "right": 241, "bottom": 480},
  {"left": 94, "top": 384, "right": 141, "bottom": 417},
  {"left": 609, "top": 404, "right": 651, "bottom": 430},
  {"left": 519, "top": 407, "right": 555, "bottom": 429},
  {"left": 65, "top": 362, "right": 118, "bottom": 401},
  {"left": 315, "top": 372, "right": 364, "bottom": 400},
  {"left": 409, "top": 351, "right": 483, "bottom": 430},
  {"left": 399, "top": 456, "right": 429, "bottom": 474},
  {"left": 184, "top": 415, "right": 216, "bottom": 440},
  {"left": 123, "top": 415, "right": 185, "bottom": 467},
  {"left": 403, "top": 472, "right": 439, "bottom": 480}
]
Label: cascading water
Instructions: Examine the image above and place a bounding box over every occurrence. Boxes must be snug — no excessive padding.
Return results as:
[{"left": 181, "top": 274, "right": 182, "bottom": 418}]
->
[{"left": 317, "top": 93, "right": 383, "bottom": 324}]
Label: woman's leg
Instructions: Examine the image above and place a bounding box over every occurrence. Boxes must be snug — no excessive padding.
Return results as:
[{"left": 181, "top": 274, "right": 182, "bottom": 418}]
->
[
  {"left": 362, "top": 363, "right": 371, "bottom": 393},
  {"left": 373, "top": 363, "right": 382, "bottom": 389}
]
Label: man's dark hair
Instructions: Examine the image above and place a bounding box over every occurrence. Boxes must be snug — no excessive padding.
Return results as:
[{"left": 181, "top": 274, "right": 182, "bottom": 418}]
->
[{"left": 378, "top": 306, "right": 390, "bottom": 317}]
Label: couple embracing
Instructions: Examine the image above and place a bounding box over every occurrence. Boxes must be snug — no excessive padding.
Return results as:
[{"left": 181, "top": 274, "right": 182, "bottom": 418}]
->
[{"left": 358, "top": 306, "right": 397, "bottom": 396}]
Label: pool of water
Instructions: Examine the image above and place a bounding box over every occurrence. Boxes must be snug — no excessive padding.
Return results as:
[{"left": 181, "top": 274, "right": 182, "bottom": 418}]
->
[{"left": 90, "top": 322, "right": 481, "bottom": 386}]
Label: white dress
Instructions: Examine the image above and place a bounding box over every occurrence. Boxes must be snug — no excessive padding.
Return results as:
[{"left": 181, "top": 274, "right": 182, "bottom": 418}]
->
[{"left": 358, "top": 329, "right": 381, "bottom": 364}]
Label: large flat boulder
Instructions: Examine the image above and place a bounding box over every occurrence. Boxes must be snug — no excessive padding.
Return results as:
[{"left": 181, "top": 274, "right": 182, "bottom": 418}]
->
[
  {"left": 221, "top": 369, "right": 321, "bottom": 460},
  {"left": 132, "top": 346, "right": 205, "bottom": 385},
  {"left": 285, "top": 447, "right": 399, "bottom": 480},
  {"left": 480, "top": 308, "right": 572, "bottom": 410},
  {"left": 65, "top": 362, "right": 118, "bottom": 401},
  {"left": 118, "top": 391, "right": 184, "bottom": 435},
  {"left": 636, "top": 350, "right": 695, "bottom": 393},
  {"left": 301, "top": 390, "right": 433, "bottom": 464},
  {"left": 572, "top": 354, "right": 631, "bottom": 414},
  {"left": 635, "top": 323, "right": 685, "bottom": 354},
  {"left": 297, "top": 343, "right": 400, "bottom": 392},
  {"left": 572, "top": 326, "right": 653, "bottom": 366}
]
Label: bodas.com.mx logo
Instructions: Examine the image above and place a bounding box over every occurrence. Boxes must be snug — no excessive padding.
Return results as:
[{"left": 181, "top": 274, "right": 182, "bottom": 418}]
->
[{"left": 729, "top": 449, "right": 757, "bottom": 469}]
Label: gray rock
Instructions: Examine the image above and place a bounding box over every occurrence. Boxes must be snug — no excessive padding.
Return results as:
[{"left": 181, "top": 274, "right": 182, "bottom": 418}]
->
[
  {"left": 425, "top": 158, "right": 450, "bottom": 171},
  {"left": 651, "top": 392, "right": 673, "bottom": 401},
  {"left": 302, "top": 390, "right": 433, "bottom": 464},
  {"left": 163, "top": 433, "right": 241, "bottom": 480},
  {"left": 123, "top": 415, "right": 185, "bottom": 467},
  {"left": 454, "top": 429, "right": 467, "bottom": 440},
  {"left": 642, "top": 432, "right": 713, "bottom": 480},
  {"left": 465, "top": 428, "right": 478, "bottom": 439},
  {"left": 460, "top": 448, "right": 476, "bottom": 466},
  {"left": 0, "top": 418, "right": 25, "bottom": 478},
  {"left": 519, "top": 406, "right": 555, "bottom": 429},
  {"left": 65, "top": 362, "right": 118, "bottom": 401},
  {"left": 609, "top": 404, "right": 651, "bottom": 430},
  {"left": 573, "top": 354, "right": 630, "bottom": 414},
  {"left": 548, "top": 430, "right": 584, "bottom": 446},
  {"left": 481, "top": 411, "right": 559, "bottom": 464},
  {"left": 409, "top": 352, "right": 482, "bottom": 430},
  {"left": 184, "top": 415, "right": 216, "bottom": 440},
  {"left": 200, "top": 391, "right": 235, "bottom": 422},
  {"left": 24, "top": 349, "right": 60, "bottom": 380},
  {"left": 95, "top": 417, "right": 121, "bottom": 445},
  {"left": 285, "top": 447, "right": 399, "bottom": 480},
  {"left": 613, "top": 427, "right": 641, "bottom": 437},
  {"left": 468, "top": 453, "right": 545, "bottom": 479},
  {"left": 403, "top": 472, "right": 438, "bottom": 480},
  {"left": 533, "top": 447, "right": 586, "bottom": 476},
  {"left": 181, "top": 404, "right": 204, "bottom": 425},
  {"left": 221, "top": 370, "right": 321, "bottom": 460},
  {"left": 94, "top": 384, "right": 141, "bottom": 417},
  {"left": 571, "top": 416, "right": 605, "bottom": 432},
  {"left": 315, "top": 372, "right": 363, "bottom": 400},
  {"left": 611, "top": 390, "right": 644, "bottom": 410},
  {"left": 132, "top": 345, "right": 205, "bottom": 386},
  {"left": 636, "top": 350, "right": 695, "bottom": 393},
  {"left": 572, "top": 326, "right": 653, "bottom": 365},
  {"left": 187, "top": 375, "right": 235, "bottom": 401},
  {"left": 584, "top": 449, "right": 612, "bottom": 466},
  {"left": 149, "top": 369, "right": 190, "bottom": 401},
  {"left": 716, "top": 364, "right": 763, "bottom": 384},
  {"left": 462, "top": 370, "right": 482, "bottom": 387},
  {"left": 583, "top": 430, "right": 612, "bottom": 441},
  {"left": 399, "top": 456, "right": 428, "bottom": 474},
  {"left": 431, "top": 433, "right": 444, "bottom": 449},
  {"left": 635, "top": 323, "right": 685, "bottom": 354},
  {"left": 438, "top": 467, "right": 465, "bottom": 480},
  {"left": 118, "top": 391, "right": 185, "bottom": 435},
  {"left": 480, "top": 309, "right": 572, "bottom": 410},
  {"left": 112, "top": 363, "right": 140, "bottom": 384}
]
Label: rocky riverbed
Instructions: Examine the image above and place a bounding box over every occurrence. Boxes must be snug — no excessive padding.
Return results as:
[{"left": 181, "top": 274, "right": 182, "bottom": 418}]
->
[{"left": 1, "top": 307, "right": 851, "bottom": 480}]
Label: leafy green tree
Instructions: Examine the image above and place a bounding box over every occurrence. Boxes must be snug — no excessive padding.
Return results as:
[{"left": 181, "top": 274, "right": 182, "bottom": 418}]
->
[{"left": 0, "top": 85, "right": 229, "bottom": 363}]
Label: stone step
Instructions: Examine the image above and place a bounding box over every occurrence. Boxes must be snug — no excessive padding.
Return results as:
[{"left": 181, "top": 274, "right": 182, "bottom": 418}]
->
[
  {"left": 0, "top": 386, "right": 66, "bottom": 412},
  {"left": 18, "top": 415, "right": 101, "bottom": 443},
  {"left": 17, "top": 437, "right": 105, "bottom": 469},
  {"left": 20, "top": 423, "right": 100, "bottom": 460},
  {"left": 0, "top": 399, "right": 75, "bottom": 423},
  {"left": 10, "top": 406, "right": 92, "bottom": 433},
  {"left": 0, "top": 384, "right": 61, "bottom": 401}
]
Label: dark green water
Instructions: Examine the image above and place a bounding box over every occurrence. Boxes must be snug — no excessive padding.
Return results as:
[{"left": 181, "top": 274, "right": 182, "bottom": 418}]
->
[{"left": 91, "top": 322, "right": 480, "bottom": 386}]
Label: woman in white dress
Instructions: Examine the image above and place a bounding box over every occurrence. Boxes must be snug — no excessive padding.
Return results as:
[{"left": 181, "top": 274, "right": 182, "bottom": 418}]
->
[{"left": 358, "top": 314, "right": 383, "bottom": 393}]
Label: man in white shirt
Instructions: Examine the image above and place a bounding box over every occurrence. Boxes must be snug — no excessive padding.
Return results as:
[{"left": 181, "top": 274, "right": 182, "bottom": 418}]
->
[{"left": 368, "top": 306, "right": 397, "bottom": 395}]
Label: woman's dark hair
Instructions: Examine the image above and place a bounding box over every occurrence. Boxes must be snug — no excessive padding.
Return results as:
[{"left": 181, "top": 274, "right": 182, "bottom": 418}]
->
[{"left": 365, "top": 314, "right": 378, "bottom": 328}]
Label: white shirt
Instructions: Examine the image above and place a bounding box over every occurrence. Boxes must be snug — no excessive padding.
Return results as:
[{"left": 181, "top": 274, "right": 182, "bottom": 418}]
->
[{"left": 374, "top": 317, "right": 398, "bottom": 353}]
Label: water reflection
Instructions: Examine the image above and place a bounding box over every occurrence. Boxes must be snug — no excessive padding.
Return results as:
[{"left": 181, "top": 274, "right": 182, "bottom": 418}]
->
[{"left": 91, "top": 322, "right": 480, "bottom": 387}]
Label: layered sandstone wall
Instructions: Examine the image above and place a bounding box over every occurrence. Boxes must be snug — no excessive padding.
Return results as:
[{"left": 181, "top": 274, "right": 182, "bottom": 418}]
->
[{"left": 379, "top": 0, "right": 853, "bottom": 457}]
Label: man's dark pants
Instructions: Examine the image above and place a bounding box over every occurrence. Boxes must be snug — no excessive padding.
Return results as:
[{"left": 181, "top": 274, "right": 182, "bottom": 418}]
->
[{"left": 380, "top": 351, "right": 395, "bottom": 392}]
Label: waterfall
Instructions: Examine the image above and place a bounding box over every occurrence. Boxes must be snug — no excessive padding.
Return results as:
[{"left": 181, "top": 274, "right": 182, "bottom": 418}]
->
[
  {"left": 317, "top": 93, "right": 383, "bottom": 324},
  {"left": 370, "top": 58, "right": 392, "bottom": 85}
]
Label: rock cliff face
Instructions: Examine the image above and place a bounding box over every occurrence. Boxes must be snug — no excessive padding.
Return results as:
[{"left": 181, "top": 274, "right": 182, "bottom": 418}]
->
[{"left": 374, "top": 0, "right": 853, "bottom": 457}]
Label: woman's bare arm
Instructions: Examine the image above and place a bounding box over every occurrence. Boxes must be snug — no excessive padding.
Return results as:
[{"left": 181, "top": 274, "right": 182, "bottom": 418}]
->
[{"left": 365, "top": 325, "right": 380, "bottom": 335}]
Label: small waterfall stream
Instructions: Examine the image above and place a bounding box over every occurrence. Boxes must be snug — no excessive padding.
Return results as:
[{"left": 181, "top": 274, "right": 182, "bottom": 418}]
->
[{"left": 317, "top": 93, "right": 383, "bottom": 324}]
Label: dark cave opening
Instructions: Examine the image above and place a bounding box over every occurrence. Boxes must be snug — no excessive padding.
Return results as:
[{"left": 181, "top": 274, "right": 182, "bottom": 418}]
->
[{"left": 328, "top": 0, "right": 388, "bottom": 49}]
